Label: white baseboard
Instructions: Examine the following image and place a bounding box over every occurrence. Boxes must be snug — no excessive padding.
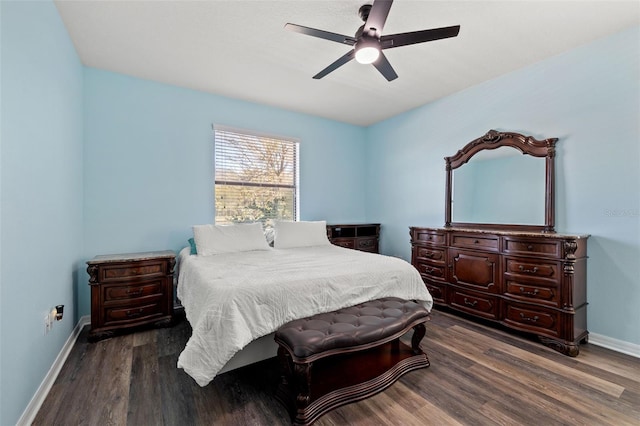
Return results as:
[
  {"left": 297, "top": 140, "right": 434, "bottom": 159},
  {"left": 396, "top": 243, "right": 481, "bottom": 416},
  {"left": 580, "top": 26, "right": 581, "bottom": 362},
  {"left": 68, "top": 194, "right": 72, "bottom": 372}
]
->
[
  {"left": 589, "top": 333, "right": 640, "bottom": 358},
  {"left": 17, "top": 315, "right": 91, "bottom": 426}
]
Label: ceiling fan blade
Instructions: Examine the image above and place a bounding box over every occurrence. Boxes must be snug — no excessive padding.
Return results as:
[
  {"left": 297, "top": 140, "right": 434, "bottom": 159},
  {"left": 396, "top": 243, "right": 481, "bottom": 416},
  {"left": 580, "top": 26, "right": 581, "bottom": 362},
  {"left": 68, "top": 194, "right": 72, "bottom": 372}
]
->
[
  {"left": 381, "top": 25, "right": 460, "bottom": 49},
  {"left": 285, "top": 23, "right": 356, "bottom": 46},
  {"left": 364, "top": 0, "right": 393, "bottom": 37},
  {"left": 372, "top": 52, "right": 398, "bottom": 81},
  {"left": 313, "top": 50, "right": 356, "bottom": 79}
]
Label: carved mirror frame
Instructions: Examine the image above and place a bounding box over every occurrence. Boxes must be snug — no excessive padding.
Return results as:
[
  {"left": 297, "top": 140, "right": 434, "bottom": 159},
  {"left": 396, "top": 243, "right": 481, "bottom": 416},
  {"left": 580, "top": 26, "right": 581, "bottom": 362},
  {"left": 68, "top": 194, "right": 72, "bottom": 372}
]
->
[{"left": 445, "top": 130, "right": 557, "bottom": 233}]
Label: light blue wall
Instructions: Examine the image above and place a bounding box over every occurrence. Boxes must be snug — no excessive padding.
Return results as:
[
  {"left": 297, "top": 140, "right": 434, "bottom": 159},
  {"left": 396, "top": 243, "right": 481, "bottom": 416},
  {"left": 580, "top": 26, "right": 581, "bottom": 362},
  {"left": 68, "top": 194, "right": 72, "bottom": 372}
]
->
[
  {"left": 82, "top": 68, "right": 367, "bottom": 317},
  {"left": 1, "top": 3, "right": 638, "bottom": 422},
  {"left": 0, "top": 1, "right": 84, "bottom": 424},
  {"left": 365, "top": 26, "right": 640, "bottom": 346}
]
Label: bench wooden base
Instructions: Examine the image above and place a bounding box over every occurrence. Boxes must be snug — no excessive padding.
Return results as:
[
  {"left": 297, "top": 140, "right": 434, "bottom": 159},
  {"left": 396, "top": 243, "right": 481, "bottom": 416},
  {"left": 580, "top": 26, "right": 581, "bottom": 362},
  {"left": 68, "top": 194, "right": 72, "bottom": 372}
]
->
[{"left": 276, "top": 324, "right": 430, "bottom": 426}]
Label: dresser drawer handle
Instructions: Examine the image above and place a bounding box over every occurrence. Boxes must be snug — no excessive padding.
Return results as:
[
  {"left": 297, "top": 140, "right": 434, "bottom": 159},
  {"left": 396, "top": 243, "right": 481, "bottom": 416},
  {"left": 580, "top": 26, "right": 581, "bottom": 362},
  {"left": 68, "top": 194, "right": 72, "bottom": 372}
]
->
[
  {"left": 519, "top": 287, "right": 539, "bottom": 296},
  {"left": 518, "top": 265, "right": 539, "bottom": 274},
  {"left": 424, "top": 252, "right": 435, "bottom": 258},
  {"left": 474, "top": 239, "right": 479, "bottom": 244},
  {"left": 424, "top": 266, "right": 435, "bottom": 274},
  {"left": 527, "top": 245, "right": 534, "bottom": 250},
  {"left": 519, "top": 313, "right": 539, "bottom": 323},
  {"left": 125, "top": 308, "right": 144, "bottom": 318},
  {"left": 126, "top": 288, "right": 143, "bottom": 296},
  {"left": 463, "top": 297, "right": 478, "bottom": 307}
]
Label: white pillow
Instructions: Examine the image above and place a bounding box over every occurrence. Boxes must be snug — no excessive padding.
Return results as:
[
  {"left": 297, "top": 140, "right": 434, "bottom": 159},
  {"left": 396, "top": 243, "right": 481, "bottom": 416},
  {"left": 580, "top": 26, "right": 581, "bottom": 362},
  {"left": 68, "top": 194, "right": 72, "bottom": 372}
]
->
[
  {"left": 273, "top": 220, "right": 331, "bottom": 249},
  {"left": 193, "top": 223, "right": 269, "bottom": 256}
]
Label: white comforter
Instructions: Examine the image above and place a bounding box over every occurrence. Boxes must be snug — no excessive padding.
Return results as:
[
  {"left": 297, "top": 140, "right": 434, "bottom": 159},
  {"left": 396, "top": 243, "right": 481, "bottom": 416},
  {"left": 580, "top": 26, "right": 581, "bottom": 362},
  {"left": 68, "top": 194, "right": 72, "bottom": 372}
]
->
[{"left": 177, "top": 245, "right": 432, "bottom": 386}]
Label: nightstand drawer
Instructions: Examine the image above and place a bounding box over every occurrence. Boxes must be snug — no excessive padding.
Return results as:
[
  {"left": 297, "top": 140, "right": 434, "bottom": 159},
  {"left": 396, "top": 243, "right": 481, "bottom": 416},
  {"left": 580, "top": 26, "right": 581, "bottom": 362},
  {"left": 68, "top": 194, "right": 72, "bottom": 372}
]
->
[
  {"left": 104, "top": 280, "right": 164, "bottom": 302},
  {"left": 331, "top": 238, "right": 355, "bottom": 249},
  {"left": 357, "top": 237, "right": 377, "bottom": 252},
  {"left": 104, "top": 302, "right": 164, "bottom": 325},
  {"left": 100, "top": 260, "right": 167, "bottom": 282}
]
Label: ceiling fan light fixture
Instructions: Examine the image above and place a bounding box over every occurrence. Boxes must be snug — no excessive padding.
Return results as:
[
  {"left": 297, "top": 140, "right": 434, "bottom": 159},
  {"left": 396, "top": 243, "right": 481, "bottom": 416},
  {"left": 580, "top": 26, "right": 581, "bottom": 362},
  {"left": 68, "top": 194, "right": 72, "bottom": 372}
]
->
[
  {"left": 354, "top": 37, "right": 380, "bottom": 64},
  {"left": 286, "top": 0, "right": 461, "bottom": 81},
  {"left": 355, "top": 45, "right": 380, "bottom": 64}
]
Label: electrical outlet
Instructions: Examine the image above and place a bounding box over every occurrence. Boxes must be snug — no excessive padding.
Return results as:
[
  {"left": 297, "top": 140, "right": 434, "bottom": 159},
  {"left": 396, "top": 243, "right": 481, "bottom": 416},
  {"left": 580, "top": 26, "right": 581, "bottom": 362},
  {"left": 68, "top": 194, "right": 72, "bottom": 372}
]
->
[{"left": 44, "top": 314, "right": 51, "bottom": 335}]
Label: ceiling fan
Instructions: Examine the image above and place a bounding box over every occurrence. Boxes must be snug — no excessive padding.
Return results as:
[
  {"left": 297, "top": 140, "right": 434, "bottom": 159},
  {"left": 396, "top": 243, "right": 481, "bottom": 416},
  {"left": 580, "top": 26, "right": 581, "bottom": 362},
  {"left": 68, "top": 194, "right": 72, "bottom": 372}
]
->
[{"left": 285, "top": 0, "right": 460, "bottom": 81}]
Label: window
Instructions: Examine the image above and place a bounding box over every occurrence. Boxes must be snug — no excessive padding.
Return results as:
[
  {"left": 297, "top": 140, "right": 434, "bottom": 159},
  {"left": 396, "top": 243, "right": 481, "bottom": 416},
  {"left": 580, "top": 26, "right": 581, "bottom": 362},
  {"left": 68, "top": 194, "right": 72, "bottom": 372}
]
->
[{"left": 214, "top": 126, "right": 299, "bottom": 225}]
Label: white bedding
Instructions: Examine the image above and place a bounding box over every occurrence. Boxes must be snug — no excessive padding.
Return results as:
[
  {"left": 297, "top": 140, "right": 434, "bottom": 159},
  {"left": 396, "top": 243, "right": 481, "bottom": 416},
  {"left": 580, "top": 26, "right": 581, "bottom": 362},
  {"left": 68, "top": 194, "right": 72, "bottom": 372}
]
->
[{"left": 177, "top": 245, "right": 432, "bottom": 386}]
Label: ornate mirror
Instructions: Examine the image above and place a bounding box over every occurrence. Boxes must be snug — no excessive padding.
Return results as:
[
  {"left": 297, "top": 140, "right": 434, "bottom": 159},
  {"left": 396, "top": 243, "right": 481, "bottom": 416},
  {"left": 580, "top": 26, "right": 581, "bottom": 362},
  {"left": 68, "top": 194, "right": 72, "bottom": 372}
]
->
[{"left": 444, "top": 130, "right": 557, "bottom": 232}]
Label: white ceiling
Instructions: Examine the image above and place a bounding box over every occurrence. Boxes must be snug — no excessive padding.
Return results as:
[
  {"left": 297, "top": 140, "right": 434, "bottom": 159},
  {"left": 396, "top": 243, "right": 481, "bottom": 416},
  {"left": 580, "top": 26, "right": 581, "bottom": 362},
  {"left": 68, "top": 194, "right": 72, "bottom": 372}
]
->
[{"left": 54, "top": 0, "right": 639, "bottom": 126}]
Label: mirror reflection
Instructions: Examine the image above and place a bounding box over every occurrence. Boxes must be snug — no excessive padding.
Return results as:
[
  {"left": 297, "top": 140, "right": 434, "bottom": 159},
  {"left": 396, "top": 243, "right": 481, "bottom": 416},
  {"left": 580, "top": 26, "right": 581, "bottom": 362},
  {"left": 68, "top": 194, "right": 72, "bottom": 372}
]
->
[{"left": 452, "top": 147, "right": 546, "bottom": 225}]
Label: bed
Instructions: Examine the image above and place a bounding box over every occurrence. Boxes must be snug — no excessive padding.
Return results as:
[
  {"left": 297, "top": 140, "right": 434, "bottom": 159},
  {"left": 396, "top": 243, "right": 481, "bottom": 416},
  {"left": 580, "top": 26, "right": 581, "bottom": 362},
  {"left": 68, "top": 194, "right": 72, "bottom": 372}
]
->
[{"left": 176, "top": 222, "right": 433, "bottom": 387}]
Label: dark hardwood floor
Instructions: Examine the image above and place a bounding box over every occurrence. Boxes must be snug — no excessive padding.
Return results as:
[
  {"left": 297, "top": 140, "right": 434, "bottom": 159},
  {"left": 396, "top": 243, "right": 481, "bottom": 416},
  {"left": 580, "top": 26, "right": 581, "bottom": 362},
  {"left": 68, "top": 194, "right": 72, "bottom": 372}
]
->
[{"left": 34, "top": 309, "right": 640, "bottom": 425}]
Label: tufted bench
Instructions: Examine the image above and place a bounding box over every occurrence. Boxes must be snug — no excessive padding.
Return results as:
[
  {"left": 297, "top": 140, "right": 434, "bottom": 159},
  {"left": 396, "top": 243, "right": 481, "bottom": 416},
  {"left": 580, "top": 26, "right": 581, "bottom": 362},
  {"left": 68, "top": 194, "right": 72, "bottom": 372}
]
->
[{"left": 274, "top": 297, "right": 430, "bottom": 425}]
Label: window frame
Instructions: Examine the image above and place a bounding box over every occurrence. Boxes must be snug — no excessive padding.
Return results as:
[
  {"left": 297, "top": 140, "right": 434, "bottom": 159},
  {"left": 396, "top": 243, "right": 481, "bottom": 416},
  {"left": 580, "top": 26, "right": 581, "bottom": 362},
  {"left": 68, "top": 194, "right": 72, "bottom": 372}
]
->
[{"left": 213, "top": 124, "right": 300, "bottom": 225}]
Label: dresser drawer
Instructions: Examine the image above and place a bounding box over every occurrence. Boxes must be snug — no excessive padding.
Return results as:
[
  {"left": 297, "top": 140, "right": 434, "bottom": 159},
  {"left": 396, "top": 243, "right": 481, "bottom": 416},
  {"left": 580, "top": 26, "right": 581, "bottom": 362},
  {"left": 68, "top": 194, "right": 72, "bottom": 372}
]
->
[
  {"left": 412, "top": 229, "right": 446, "bottom": 245},
  {"left": 415, "top": 261, "right": 447, "bottom": 281},
  {"left": 99, "top": 260, "right": 167, "bottom": 283},
  {"left": 421, "top": 277, "right": 447, "bottom": 305},
  {"left": 103, "top": 302, "right": 164, "bottom": 326},
  {"left": 414, "top": 246, "right": 446, "bottom": 264},
  {"left": 503, "top": 303, "right": 560, "bottom": 338},
  {"left": 450, "top": 249, "right": 501, "bottom": 293},
  {"left": 357, "top": 237, "right": 378, "bottom": 252},
  {"left": 449, "top": 287, "right": 499, "bottom": 320},
  {"left": 103, "top": 280, "right": 164, "bottom": 302},
  {"left": 505, "top": 257, "right": 559, "bottom": 281},
  {"left": 504, "top": 280, "right": 559, "bottom": 307},
  {"left": 331, "top": 238, "right": 355, "bottom": 249},
  {"left": 503, "top": 237, "right": 562, "bottom": 258},
  {"left": 451, "top": 234, "right": 499, "bottom": 251}
]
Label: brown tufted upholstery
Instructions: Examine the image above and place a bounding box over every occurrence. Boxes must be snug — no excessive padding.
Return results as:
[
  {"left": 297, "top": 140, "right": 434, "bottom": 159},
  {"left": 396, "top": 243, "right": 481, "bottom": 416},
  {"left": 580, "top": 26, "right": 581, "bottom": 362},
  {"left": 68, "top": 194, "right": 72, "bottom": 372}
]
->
[{"left": 275, "top": 297, "right": 430, "bottom": 361}]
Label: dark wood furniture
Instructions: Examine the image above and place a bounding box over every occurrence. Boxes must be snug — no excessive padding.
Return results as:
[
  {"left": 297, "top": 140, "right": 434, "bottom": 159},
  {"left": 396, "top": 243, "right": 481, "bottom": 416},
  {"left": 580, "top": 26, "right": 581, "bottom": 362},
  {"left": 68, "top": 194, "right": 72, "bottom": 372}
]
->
[
  {"left": 412, "top": 130, "right": 589, "bottom": 356},
  {"left": 446, "top": 129, "right": 557, "bottom": 232},
  {"left": 326, "top": 223, "right": 380, "bottom": 253},
  {"left": 87, "top": 251, "right": 175, "bottom": 341},
  {"left": 274, "top": 298, "right": 430, "bottom": 426},
  {"left": 411, "top": 227, "right": 588, "bottom": 356}
]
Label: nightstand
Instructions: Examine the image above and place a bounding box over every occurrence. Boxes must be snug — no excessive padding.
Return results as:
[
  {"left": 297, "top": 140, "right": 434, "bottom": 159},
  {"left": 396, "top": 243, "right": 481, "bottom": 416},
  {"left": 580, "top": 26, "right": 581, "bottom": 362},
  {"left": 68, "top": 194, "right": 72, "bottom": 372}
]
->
[
  {"left": 326, "top": 224, "right": 380, "bottom": 253},
  {"left": 86, "top": 250, "right": 175, "bottom": 341}
]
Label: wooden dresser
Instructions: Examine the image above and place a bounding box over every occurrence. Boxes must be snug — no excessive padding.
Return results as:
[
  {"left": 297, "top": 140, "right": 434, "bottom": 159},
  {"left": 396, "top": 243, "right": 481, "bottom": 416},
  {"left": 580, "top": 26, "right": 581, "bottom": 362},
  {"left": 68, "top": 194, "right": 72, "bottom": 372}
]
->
[
  {"left": 87, "top": 250, "right": 175, "bottom": 341},
  {"left": 410, "top": 227, "right": 589, "bottom": 355},
  {"left": 327, "top": 223, "right": 380, "bottom": 253}
]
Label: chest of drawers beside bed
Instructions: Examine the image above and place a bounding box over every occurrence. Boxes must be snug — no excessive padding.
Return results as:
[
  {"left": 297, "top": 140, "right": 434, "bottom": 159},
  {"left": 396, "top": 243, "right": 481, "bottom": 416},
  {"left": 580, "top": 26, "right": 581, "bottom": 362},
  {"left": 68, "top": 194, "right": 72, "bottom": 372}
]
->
[
  {"left": 327, "top": 223, "right": 380, "bottom": 253},
  {"left": 87, "top": 251, "right": 175, "bottom": 341}
]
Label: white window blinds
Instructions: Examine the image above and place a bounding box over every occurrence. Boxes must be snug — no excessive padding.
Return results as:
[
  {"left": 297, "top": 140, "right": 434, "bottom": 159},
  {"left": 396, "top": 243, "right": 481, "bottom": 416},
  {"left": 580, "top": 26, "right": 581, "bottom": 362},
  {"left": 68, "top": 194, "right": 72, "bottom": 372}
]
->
[{"left": 214, "top": 126, "right": 299, "bottom": 225}]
